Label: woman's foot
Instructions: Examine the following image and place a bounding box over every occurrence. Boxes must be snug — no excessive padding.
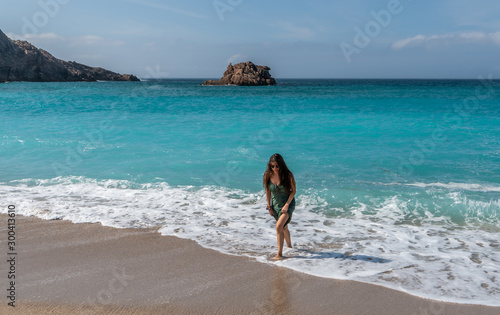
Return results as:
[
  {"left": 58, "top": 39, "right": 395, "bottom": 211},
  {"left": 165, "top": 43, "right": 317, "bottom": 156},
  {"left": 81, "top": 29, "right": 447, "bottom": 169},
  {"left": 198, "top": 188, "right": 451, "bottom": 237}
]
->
[{"left": 273, "top": 254, "right": 285, "bottom": 260}]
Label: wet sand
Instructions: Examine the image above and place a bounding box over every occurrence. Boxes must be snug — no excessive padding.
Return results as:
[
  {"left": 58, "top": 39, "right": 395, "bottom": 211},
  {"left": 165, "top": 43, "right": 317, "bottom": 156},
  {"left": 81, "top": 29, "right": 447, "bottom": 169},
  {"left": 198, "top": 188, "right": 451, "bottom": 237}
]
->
[{"left": 1, "top": 214, "right": 498, "bottom": 314}]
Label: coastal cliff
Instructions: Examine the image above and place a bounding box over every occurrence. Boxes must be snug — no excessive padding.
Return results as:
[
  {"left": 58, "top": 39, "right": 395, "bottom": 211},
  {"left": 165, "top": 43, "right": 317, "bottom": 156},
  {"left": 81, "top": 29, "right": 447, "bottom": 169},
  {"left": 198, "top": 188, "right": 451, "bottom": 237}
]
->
[
  {"left": 0, "top": 29, "right": 139, "bottom": 82},
  {"left": 202, "top": 61, "right": 276, "bottom": 86}
]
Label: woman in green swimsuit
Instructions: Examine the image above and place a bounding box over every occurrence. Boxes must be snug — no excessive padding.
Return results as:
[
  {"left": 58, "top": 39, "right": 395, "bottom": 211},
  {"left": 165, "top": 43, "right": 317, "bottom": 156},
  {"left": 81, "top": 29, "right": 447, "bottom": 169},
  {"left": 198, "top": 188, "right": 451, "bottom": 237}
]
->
[{"left": 263, "top": 153, "right": 296, "bottom": 260}]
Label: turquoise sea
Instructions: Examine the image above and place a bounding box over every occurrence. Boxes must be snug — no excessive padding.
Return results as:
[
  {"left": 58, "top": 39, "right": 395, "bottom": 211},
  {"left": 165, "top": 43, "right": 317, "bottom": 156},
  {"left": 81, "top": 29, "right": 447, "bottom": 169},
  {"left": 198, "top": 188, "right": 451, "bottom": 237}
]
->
[{"left": 1, "top": 79, "right": 499, "bottom": 305}]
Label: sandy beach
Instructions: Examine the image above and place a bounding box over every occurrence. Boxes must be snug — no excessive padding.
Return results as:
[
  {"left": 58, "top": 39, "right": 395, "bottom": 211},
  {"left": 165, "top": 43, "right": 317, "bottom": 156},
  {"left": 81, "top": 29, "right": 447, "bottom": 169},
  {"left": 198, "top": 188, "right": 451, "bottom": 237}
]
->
[{"left": 1, "top": 213, "right": 498, "bottom": 315}]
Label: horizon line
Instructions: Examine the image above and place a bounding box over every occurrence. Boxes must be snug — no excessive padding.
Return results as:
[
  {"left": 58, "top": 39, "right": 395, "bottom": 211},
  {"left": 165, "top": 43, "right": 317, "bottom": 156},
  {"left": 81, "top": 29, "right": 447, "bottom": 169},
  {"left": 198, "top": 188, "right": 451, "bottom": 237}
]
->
[{"left": 139, "top": 77, "right": 498, "bottom": 81}]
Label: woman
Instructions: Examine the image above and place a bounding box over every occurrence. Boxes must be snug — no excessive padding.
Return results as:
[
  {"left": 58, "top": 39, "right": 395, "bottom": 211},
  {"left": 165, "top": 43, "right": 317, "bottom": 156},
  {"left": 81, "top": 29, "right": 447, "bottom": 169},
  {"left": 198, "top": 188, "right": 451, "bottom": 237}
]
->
[{"left": 263, "top": 153, "right": 296, "bottom": 260}]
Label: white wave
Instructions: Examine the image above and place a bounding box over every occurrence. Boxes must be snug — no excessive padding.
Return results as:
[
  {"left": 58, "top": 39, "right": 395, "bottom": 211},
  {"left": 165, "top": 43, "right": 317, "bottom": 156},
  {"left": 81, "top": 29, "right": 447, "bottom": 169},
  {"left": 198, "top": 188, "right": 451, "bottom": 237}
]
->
[
  {"left": 1, "top": 177, "right": 499, "bottom": 306},
  {"left": 405, "top": 182, "right": 500, "bottom": 192}
]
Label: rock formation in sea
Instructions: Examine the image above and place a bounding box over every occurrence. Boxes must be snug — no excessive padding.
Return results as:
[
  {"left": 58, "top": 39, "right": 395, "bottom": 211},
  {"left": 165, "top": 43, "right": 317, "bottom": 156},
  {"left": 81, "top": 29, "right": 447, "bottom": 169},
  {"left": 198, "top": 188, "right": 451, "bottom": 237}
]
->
[
  {"left": 202, "top": 61, "right": 276, "bottom": 86},
  {"left": 0, "top": 29, "right": 139, "bottom": 82}
]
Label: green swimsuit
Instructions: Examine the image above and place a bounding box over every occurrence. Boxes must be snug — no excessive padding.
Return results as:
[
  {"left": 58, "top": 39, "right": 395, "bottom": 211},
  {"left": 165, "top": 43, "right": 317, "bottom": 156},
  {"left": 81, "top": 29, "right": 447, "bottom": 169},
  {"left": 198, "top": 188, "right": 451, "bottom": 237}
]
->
[{"left": 268, "top": 182, "right": 295, "bottom": 226}]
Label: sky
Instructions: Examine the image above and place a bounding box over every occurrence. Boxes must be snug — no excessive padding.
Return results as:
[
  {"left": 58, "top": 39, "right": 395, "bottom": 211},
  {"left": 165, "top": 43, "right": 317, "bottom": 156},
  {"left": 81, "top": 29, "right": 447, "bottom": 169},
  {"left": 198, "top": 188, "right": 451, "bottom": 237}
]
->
[{"left": 0, "top": 0, "right": 499, "bottom": 79}]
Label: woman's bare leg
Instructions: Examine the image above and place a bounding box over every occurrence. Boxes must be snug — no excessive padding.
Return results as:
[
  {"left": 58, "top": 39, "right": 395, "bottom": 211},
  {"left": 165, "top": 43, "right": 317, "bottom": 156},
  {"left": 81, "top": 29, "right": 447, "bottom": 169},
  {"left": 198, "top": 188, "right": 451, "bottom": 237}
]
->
[
  {"left": 275, "top": 213, "right": 289, "bottom": 260},
  {"left": 283, "top": 225, "right": 292, "bottom": 248}
]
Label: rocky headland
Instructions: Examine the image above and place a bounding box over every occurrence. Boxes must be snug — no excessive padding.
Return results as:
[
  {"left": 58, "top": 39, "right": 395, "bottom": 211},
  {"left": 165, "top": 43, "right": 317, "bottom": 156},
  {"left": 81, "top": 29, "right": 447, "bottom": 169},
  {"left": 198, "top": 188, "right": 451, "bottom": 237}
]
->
[
  {"left": 202, "top": 61, "right": 276, "bottom": 86},
  {"left": 0, "top": 29, "right": 139, "bottom": 83}
]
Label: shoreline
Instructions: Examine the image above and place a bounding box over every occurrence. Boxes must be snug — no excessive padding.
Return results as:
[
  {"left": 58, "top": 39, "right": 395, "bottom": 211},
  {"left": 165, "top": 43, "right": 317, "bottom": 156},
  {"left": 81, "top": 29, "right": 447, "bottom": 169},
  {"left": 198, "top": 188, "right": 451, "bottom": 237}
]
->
[{"left": 1, "top": 214, "right": 499, "bottom": 314}]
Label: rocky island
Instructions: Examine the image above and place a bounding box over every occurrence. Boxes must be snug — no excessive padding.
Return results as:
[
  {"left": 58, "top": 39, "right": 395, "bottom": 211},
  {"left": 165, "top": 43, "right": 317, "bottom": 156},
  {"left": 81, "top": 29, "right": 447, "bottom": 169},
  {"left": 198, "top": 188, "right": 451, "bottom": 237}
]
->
[
  {"left": 202, "top": 61, "right": 276, "bottom": 86},
  {"left": 0, "top": 29, "right": 139, "bottom": 83}
]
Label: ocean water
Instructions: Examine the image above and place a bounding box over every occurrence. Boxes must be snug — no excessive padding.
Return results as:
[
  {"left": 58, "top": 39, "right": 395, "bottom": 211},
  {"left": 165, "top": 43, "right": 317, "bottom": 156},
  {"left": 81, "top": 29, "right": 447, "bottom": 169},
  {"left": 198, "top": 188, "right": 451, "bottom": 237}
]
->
[{"left": 1, "top": 79, "right": 499, "bottom": 306}]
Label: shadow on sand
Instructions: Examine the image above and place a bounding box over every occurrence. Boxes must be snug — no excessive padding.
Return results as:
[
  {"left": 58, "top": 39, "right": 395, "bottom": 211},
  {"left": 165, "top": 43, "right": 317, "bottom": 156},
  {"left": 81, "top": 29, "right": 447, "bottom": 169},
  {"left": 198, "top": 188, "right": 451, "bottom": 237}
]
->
[{"left": 289, "top": 248, "right": 392, "bottom": 263}]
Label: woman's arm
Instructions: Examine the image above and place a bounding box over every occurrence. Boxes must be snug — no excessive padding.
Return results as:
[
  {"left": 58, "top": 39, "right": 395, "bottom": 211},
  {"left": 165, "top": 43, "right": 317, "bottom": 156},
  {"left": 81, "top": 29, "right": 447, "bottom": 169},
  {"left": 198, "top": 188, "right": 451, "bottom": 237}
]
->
[
  {"left": 265, "top": 187, "right": 274, "bottom": 216},
  {"left": 266, "top": 187, "right": 271, "bottom": 208},
  {"left": 282, "top": 174, "right": 296, "bottom": 213},
  {"left": 264, "top": 174, "right": 273, "bottom": 215}
]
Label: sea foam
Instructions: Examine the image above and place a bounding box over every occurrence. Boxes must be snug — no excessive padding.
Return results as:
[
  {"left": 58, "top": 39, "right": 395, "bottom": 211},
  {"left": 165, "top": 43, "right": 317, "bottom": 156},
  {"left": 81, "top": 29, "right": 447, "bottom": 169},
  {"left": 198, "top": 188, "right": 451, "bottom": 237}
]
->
[{"left": 2, "top": 176, "right": 499, "bottom": 306}]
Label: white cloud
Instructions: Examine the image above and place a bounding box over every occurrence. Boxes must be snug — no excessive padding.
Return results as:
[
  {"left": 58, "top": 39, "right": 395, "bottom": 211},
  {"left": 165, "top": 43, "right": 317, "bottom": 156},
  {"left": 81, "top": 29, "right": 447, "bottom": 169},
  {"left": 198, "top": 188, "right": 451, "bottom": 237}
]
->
[
  {"left": 489, "top": 32, "right": 500, "bottom": 45},
  {"left": 392, "top": 31, "right": 500, "bottom": 50},
  {"left": 71, "top": 54, "right": 107, "bottom": 61},
  {"left": 459, "top": 32, "right": 487, "bottom": 41},
  {"left": 391, "top": 35, "right": 426, "bottom": 50},
  {"left": 70, "top": 35, "right": 125, "bottom": 47},
  {"left": 275, "top": 22, "right": 315, "bottom": 40},
  {"left": 6, "top": 32, "right": 65, "bottom": 41},
  {"left": 141, "top": 42, "right": 157, "bottom": 51},
  {"left": 124, "top": 0, "right": 208, "bottom": 19},
  {"left": 5, "top": 32, "right": 124, "bottom": 48},
  {"left": 225, "top": 54, "right": 248, "bottom": 64}
]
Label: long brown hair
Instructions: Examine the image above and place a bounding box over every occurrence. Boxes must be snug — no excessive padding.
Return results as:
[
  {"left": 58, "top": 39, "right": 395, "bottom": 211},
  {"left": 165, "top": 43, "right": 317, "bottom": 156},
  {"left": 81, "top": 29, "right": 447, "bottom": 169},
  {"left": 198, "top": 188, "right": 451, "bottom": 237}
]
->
[{"left": 263, "top": 153, "right": 294, "bottom": 193}]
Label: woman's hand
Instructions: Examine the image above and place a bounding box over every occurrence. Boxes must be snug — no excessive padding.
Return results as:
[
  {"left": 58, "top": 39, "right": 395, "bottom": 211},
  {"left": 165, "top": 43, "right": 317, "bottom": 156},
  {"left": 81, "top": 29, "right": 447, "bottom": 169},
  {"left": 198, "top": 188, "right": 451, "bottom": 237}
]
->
[
  {"left": 282, "top": 204, "right": 289, "bottom": 214},
  {"left": 267, "top": 205, "right": 273, "bottom": 216}
]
